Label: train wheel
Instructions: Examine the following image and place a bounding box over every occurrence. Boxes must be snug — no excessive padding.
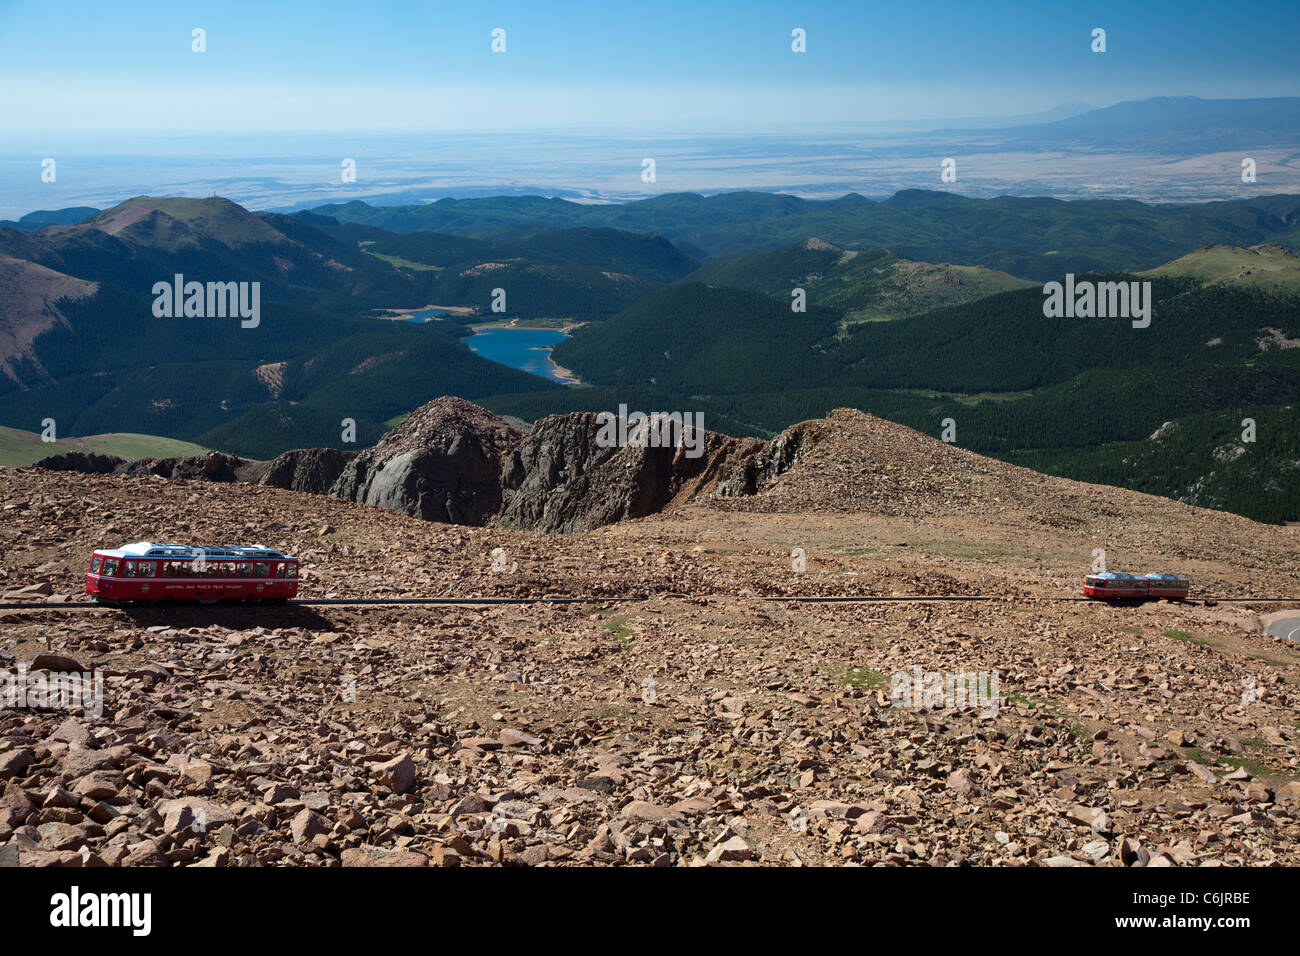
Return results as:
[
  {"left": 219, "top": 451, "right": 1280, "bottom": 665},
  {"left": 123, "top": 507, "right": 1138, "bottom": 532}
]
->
[{"left": 196, "top": 597, "right": 219, "bottom": 605}]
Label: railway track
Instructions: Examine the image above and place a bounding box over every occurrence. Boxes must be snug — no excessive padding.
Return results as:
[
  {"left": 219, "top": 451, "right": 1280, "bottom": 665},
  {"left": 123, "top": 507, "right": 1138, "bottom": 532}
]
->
[
  {"left": 0, "top": 597, "right": 622, "bottom": 611},
  {"left": 1, "top": 595, "right": 1299, "bottom": 612}
]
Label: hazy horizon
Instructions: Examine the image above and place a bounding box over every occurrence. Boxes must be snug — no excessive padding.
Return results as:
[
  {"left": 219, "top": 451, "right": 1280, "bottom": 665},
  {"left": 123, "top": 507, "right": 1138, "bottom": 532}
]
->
[
  {"left": 4, "top": 105, "right": 1299, "bottom": 221},
  {"left": 1, "top": 0, "right": 1297, "bottom": 218}
]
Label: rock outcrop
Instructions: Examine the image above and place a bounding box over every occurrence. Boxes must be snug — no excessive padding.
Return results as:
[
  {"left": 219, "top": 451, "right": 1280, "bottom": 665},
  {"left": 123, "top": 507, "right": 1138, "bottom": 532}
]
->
[
  {"left": 325, "top": 397, "right": 522, "bottom": 525},
  {"left": 252, "top": 398, "right": 757, "bottom": 531},
  {"left": 25, "top": 397, "right": 758, "bottom": 532},
  {"left": 497, "top": 411, "right": 753, "bottom": 533},
  {"left": 32, "top": 450, "right": 265, "bottom": 483},
  {"left": 31, "top": 451, "right": 125, "bottom": 474},
  {"left": 716, "top": 420, "right": 817, "bottom": 497},
  {"left": 123, "top": 451, "right": 264, "bottom": 483}
]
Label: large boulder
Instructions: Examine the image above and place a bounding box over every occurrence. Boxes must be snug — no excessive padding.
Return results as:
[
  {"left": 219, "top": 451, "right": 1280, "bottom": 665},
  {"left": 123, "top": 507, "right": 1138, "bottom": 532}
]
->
[{"left": 328, "top": 396, "right": 522, "bottom": 524}]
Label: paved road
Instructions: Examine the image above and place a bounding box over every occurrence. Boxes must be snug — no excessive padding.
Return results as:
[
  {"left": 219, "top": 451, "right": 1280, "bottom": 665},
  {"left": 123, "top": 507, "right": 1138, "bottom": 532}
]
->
[{"left": 1268, "top": 617, "right": 1300, "bottom": 642}]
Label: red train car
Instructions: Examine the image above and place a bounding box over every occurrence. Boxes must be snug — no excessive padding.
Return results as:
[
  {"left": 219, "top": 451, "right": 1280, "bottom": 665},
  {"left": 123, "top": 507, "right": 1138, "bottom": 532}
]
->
[
  {"left": 85, "top": 542, "right": 299, "bottom": 604},
  {"left": 1083, "top": 572, "right": 1189, "bottom": 600}
]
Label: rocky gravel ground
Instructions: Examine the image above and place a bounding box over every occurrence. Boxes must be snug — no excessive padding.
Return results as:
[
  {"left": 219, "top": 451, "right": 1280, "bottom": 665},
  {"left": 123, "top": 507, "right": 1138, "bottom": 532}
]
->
[{"left": 3, "top": 449, "right": 1299, "bottom": 867}]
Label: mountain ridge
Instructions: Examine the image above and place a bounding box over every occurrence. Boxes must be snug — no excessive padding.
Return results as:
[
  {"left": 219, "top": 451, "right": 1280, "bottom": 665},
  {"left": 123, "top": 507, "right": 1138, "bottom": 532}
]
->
[{"left": 23, "top": 394, "right": 1298, "bottom": 540}]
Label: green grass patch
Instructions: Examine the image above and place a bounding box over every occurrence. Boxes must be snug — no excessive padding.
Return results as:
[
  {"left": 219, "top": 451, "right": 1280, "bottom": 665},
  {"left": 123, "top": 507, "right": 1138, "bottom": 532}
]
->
[
  {"left": 0, "top": 426, "right": 211, "bottom": 468},
  {"left": 470, "top": 316, "right": 575, "bottom": 331},
  {"left": 1166, "top": 630, "right": 1210, "bottom": 646},
  {"left": 363, "top": 251, "right": 443, "bottom": 272},
  {"left": 589, "top": 608, "right": 636, "bottom": 646},
  {"left": 1183, "top": 746, "right": 1279, "bottom": 779},
  {"left": 826, "top": 663, "right": 885, "bottom": 690}
]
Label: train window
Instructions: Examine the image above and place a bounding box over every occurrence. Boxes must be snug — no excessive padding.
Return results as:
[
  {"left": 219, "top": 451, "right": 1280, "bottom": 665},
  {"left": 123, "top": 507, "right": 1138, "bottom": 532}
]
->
[
  {"left": 253, "top": 562, "right": 270, "bottom": 578},
  {"left": 90, "top": 555, "right": 102, "bottom": 573},
  {"left": 139, "top": 561, "right": 156, "bottom": 577},
  {"left": 102, "top": 559, "right": 119, "bottom": 577},
  {"left": 124, "top": 560, "right": 137, "bottom": 577},
  {"left": 285, "top": 563, "right": 297, "bottom": 578},
  {"left": 237, "top": 562, "right": 251, "bottom": 577}
]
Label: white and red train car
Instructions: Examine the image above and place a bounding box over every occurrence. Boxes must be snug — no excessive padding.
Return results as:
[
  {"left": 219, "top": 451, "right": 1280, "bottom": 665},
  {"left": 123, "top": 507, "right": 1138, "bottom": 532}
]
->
[
  {"left": 1083, "top": 571, "right": 1189, "bottom": 600},
  {"left": 85, "top": 542, "right": 299, "bottom": 604}
]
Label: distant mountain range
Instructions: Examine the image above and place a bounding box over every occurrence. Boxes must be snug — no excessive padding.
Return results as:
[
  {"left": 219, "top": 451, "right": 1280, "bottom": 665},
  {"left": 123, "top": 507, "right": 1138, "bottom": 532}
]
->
[
  {"left": 3, "top": 188, "right": 1299, "bottom": 521},
  {"left": 308, "top": 189, "right": 1300, "bottom": 279},
  {"left": 0, "top": 207, "right": 101, "bottom": 232},
  {"left": 985, "top": 96, "right": 1300, "bottom": 154},
  {"left": 924, "top": 100, "right": 1097, "bottom": 130}
]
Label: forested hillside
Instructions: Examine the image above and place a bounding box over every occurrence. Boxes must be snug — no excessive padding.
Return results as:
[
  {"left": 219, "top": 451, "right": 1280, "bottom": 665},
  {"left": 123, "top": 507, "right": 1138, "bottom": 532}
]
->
[
  {"left": 551, "top": 272, "right": 1300, "bottom": 522},
  {"left": 6, "top": 191, "right": 1299, "bottom": 521},
  {"left": 312, "top": 190, "right": 1300, "bottom": 279}
]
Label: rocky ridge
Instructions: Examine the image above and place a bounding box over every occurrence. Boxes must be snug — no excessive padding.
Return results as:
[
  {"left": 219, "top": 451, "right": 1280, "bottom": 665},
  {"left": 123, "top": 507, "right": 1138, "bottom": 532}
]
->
[{"left": 33, "top": 396, "right": 761, "bottom": 534}]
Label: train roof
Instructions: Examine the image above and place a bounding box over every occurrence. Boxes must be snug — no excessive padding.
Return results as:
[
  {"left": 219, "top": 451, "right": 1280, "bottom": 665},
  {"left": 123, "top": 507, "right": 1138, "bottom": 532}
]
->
[
  {"left": 94, "top": 542, "right": 294, "bottom": 560},
  {"left": 1087, "top": 571, "right": 1188, "bottom": 581}
]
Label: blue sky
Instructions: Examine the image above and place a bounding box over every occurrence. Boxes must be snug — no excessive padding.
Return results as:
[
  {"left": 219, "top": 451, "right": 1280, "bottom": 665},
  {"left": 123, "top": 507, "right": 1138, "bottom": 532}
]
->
[{"left": 1, "top": 0, "right": 1297, "bottom": 130}]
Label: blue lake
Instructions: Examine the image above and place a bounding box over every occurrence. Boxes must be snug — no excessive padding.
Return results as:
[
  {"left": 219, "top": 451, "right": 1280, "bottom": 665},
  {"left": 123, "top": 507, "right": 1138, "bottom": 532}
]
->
[{"left": 465, "top": 327, "right": 572, "bottom": 383}]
